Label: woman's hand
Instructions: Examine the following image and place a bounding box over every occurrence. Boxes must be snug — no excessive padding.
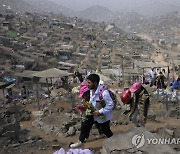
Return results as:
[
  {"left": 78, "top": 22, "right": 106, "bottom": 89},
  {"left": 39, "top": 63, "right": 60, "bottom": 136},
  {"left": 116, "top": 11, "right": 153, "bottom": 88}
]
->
[{"left": 93, "top": 110, "right": 100, "bottom": 116}]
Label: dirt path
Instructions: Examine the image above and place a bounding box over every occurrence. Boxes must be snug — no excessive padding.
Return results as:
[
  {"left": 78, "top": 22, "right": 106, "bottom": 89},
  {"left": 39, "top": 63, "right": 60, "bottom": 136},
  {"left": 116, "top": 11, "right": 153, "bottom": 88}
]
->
[{"left": 18, "top": 98, "right": 180, "bottom": 154}]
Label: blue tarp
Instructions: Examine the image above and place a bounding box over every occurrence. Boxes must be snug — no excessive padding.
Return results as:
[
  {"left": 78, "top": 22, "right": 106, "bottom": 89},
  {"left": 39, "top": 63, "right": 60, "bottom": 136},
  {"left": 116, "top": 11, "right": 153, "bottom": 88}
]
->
[{"left": 2, "top": 76, "right": 16, "bottom": 83}]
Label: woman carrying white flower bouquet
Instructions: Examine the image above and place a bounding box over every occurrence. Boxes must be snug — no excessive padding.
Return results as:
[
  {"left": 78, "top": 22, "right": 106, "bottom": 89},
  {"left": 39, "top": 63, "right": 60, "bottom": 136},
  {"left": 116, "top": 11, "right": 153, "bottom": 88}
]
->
[{"left": 70, "top": 82, "right": 102, "bottom": 148}]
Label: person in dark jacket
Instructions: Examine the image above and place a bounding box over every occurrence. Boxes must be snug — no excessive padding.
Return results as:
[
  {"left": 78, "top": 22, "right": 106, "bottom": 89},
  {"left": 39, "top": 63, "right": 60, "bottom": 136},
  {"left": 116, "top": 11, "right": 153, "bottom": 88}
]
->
[{"left": 156, "top": 71, "right": 166, "bottom": 89}]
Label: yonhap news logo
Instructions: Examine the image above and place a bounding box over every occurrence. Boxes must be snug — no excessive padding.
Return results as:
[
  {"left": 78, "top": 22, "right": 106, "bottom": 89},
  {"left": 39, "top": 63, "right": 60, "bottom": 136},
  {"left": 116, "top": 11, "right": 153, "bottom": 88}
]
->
[
  {"left": 132, "top": 134, "right": 145, "bottom": 148},
  {"left": 132, "top": 134, "right": 180, "bottom": 148}
]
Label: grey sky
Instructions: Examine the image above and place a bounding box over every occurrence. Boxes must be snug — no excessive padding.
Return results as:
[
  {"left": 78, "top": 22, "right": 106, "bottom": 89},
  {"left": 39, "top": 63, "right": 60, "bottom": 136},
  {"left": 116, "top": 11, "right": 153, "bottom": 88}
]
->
[{"left": 50, "top": 0, "right": 180, "bottom": 11}]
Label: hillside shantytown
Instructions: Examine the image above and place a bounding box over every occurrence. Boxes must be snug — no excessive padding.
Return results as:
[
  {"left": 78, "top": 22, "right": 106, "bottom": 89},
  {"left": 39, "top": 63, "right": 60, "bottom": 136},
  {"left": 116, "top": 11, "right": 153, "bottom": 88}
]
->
[{"left": 0, "top": 0, "right": 180, "bottom": 154}]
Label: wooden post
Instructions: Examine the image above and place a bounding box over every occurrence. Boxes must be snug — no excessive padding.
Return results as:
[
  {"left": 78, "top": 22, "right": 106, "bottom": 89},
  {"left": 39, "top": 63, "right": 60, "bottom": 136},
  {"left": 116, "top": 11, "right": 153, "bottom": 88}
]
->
[
  {"left": 172, "top": 63, "right": 176, "bottom": 81},
  {"left": 50, "top": 77, "right": 53, "bottom": 86},
  {"left": 132, "top": 63, "right": 135, "bottom": 83},
  {"left": 46, "top": 78, "right": 50, "bottom": 98},
  {"left": 142, "top": 68, "right": 145, "bottom": 84},
  {"left": 122, "top": 56, "right": 124, "bottom": 89},
  {"left": 33, "top": 77, "right": 40, "bottom": 110},
  {"left": 2, "top": 88, "right": 5, "bottom": 105},
  {"left": 167, "top": 66, "right": 170, "bottom": 86},
  {"left": 118, "top": 66, "right": 121, "bottom": 86},
  {"left": 36, "top": 83, "right": 40, "bottom": 110}
]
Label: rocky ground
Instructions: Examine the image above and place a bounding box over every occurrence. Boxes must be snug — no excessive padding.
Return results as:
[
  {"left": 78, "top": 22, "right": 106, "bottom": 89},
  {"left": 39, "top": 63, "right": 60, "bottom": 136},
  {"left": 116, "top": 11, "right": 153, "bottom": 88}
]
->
[
  {"left": 0, "top": 34, "right": 179, "bottom": 153},
  {"left": 0, "top": 85, "right": 179, "bottom": 154}
]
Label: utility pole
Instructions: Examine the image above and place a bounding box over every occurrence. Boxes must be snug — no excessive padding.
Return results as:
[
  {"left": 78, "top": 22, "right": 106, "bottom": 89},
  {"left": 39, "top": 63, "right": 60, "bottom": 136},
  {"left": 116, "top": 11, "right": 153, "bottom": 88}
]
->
[{"left": 122, "top": 56, "right": 124, "bottom": 89}]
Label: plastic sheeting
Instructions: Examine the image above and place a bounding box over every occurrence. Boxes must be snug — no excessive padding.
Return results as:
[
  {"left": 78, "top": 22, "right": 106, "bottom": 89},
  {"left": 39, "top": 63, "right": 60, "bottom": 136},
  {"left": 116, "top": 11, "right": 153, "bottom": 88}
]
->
[{"left": 53, "top": 148, "right": 92, "bottom": 154}]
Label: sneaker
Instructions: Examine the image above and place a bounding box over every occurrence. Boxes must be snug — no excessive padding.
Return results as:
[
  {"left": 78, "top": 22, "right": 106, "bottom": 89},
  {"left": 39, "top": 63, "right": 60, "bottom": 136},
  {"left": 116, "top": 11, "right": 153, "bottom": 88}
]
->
[{"left": 70, "top": 141, "right": 82, "bottom": 148}]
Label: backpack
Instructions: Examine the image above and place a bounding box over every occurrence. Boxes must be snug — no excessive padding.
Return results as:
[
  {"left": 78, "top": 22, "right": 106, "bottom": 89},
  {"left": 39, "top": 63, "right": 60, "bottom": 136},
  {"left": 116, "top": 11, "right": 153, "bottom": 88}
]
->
[{"left": 99, "top": 86, "right": 118, "bottom": 110}]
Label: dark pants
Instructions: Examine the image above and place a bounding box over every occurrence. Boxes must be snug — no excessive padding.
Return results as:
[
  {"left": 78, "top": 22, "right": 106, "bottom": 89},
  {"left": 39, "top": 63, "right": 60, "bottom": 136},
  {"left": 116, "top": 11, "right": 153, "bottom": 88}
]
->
[
  {"left": 79, "top": 115, "right": 102, "bottom": 142},
  {"left": 79, "top": 116, "right": 113, "bottom": 142},
  {"left": 98, "top": 120, "right": 113, "bottom": 138},
  {"left": 150, "top": 78, "right": 156, "bottom": 87}
]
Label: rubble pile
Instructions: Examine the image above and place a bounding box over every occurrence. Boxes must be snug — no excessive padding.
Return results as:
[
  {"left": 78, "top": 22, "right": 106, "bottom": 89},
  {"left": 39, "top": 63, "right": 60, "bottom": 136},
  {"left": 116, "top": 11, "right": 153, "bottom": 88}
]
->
[
  {"left": 32, "top": 106, "right": 98, "bottom": 138},
  {"left": 0, "top": 105, "right": 62, "bottom": 153},
  {"left": 31, "top": 102, "right": 130, "bottom": 139}
]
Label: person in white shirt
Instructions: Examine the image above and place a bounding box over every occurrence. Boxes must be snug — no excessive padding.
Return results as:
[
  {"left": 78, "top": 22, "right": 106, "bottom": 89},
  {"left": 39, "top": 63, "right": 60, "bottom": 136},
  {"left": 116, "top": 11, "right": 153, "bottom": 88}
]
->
[
  {"left": 86, "top": 74, "right": 113, "bottom": 138},
  {"left": 148, "top": 68, "right": 157, "bottom": 87}
]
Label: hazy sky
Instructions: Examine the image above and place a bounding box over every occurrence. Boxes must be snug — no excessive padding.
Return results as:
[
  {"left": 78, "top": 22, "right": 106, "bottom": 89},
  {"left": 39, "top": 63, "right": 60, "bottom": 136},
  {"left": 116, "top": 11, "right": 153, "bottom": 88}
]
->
[{"left": 50, "top": 0, "right": 180, "bottom": 11}]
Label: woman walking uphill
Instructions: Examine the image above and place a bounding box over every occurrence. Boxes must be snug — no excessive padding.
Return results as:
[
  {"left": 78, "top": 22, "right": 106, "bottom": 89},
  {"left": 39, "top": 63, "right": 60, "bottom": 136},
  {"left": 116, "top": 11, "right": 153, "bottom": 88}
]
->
[
  {"left": 129, "top": 82, "right": 150, "bottom": 127},
  {"left": 121, "top": 82, "right": 150, "bottom": 127},
  {"left": 70, "top": 82, "right": 102, "bottom": 148}
]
